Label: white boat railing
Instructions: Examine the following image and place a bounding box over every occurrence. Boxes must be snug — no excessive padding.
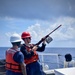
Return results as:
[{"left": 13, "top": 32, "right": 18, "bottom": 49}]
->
[
  {"left": 38, "top": 53, "right": 75, "bottom": 71},
  {"left": 38, "top": 53, "right": 60, "bottom": 70}
]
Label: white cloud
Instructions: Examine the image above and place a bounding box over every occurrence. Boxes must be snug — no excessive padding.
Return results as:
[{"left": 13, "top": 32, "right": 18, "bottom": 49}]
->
[
  {"left": 50, "top": 16, "right": 75, "bottom": 40},
  {"left": 26, "top": 23, "right": 44, "bottom": 42},
  {"left": 5, "top": 32, "right": 21, "bottom": 37},
  {"left": 3, "top": 16, "right": 75, "bottom": 47},
  {"left": 26, "top": 16, "right": 75, "bottom": 42}
]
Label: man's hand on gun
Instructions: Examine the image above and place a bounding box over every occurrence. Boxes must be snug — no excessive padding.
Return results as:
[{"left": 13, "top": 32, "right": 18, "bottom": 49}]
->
[
  {"left": 32, "top": 45, "right": 38, "bottom": 51},
  {"left": 41, "top": 37, "right": 46, "bottom": 44}
]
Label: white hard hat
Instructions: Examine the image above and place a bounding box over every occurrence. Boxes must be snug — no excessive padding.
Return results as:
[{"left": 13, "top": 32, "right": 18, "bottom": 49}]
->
[{"left": 10, "top": 33, "right": 22, "bottom": 43}]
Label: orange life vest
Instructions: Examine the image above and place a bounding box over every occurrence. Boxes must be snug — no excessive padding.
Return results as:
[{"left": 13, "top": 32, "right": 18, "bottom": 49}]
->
[
  {"left": 6, "top": 48, "right": 21, "bottom": 72},
  {"left": 24, "top": 45, "right": 39, "bottom": 64}
]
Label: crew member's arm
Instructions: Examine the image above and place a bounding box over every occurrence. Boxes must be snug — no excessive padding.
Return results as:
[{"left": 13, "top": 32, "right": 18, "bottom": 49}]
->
[
  {"left": 20, "top": 62, "right": 27, "bottom": 75},
  {"left": 31, "top": 38, "right": 46, "bottom": 52},
  {"left": 37, "top": 43, "right": 46, "bottom": 52},
  {"left": 37, "top": 39, "right": 46, "bottom": 52}
]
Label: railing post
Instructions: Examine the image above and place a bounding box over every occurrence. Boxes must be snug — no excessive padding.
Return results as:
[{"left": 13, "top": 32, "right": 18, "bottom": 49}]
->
[
  {"left": 41, "top": 54, "right": 45, "bottom": 70},
  {"left": 57, "top": 54, "right": 59, "bottom": 68}
]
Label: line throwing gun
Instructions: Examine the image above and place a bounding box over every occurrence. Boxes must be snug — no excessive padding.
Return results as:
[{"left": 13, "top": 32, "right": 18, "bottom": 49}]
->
[{"left": 35, "top": 25, "right": 62, "bottom": 45}]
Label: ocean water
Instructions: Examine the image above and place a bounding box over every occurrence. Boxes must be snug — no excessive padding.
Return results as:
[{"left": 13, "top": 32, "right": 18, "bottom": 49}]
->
[
  {"left": 38, "top": 47, "right": 75, "bottom": 69},
  {"left": 0, "top": 47, "right": 10, "bottom": 59},
  {"left": 0, "top": 47, "right": 75, "bottom": 69}
]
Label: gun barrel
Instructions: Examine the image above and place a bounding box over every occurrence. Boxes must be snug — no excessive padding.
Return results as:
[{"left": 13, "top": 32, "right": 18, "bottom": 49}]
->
[{"left": 48, "top": 25, "right": 62, "bottom": 35}]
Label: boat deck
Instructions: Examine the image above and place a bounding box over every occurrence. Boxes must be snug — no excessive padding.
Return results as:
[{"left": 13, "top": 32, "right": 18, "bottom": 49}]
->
[
  {"left": 44, "top": 70, "right": 55, "bottom": 75},
  {"left": 0, "top": 59, "right": 6, "bottom": 75}
]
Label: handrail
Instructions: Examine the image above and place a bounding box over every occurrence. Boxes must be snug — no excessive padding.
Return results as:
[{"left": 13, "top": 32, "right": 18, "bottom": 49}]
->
[
  {"left": 39, "top": 53, "right": 59, "bottom": 56},
  {"left": 38, "top": 53, "right": 60, "bottom": 70}
]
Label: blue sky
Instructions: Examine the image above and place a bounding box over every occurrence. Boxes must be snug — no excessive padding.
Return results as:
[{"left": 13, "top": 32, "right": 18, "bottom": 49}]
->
[{"left": 0, "top": 0, "right": 75, "bottom": 47}]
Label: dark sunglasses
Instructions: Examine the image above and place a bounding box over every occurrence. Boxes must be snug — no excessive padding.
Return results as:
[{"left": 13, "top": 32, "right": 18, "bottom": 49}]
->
[{"left": 26, "top": 37, "right": 31, "bottom": 39}]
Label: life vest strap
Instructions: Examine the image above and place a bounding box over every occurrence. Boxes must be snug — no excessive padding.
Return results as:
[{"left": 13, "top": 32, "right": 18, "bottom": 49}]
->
[{"left": 6, "top": 62, "right": 21, "bottom": 70}]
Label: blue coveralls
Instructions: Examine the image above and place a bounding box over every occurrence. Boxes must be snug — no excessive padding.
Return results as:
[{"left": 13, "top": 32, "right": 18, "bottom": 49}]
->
[{"left": 26, "top": 61, "right": 45, "bottom": 75}]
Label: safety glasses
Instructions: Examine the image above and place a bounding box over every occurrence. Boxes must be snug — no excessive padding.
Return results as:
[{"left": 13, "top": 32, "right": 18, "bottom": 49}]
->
[{"left": 26, "top": 37, "right": 31, "bottom": 40}]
